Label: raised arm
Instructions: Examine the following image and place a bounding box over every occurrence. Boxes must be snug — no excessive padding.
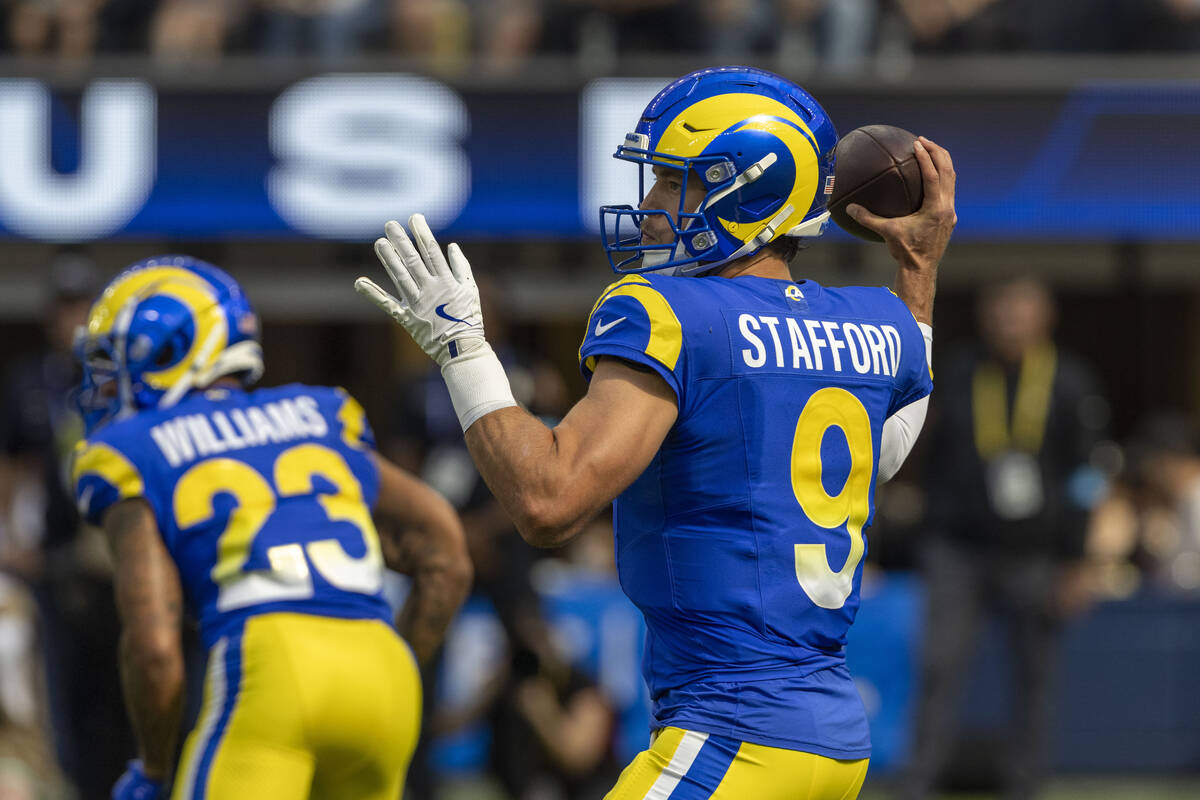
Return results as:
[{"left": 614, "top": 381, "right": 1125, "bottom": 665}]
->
[
  {"left": 104, "top": 499, "right": 185, "bottom": 787},
  {"left": 355, "top": 216, "right": 678, "bottom": 550},
  {"left": 372, "top": 453, "right": 472, "bottom": 666},
  {"left": 847, "top": 136, "right": 957, "bottom": 325},
  {"left": 465, "top": 356, "right": 678, "bottom": 548}
]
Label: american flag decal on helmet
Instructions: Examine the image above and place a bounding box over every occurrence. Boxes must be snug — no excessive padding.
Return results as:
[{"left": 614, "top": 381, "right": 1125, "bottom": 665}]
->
[{"left": 824, "top": 175, "right": 836, "bottom": 195}]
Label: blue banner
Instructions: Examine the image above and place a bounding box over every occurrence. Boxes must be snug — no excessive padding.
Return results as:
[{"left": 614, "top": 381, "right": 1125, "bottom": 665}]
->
[{"left": 0, "top": 75, "right": 1195, "bottom": 242}]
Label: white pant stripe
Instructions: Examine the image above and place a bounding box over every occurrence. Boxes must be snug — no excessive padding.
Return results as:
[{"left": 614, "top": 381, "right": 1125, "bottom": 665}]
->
[
  {"left": 643, "top": 730, "right": 709, "bottom": 800},
  {"left": 176, "top": 638, "right": 228, "bottom": 800}
]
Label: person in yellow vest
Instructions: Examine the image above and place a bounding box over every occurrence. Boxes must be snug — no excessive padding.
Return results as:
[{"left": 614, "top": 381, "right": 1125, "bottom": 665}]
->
[{"left": 898, "top": 278, "right": 1107, "bottom": 800}]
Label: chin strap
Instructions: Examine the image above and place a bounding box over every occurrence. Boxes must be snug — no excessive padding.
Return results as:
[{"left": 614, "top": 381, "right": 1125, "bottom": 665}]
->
[{"left": 677, "top": 202, "right": 821, "bottom": 277}]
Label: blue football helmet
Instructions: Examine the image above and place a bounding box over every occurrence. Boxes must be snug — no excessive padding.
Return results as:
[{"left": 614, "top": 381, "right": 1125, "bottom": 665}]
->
[
  {"left": 600, "top": 66, "right": 839, "bottom": 276},
  {"left": 74, "top": 255, "right": 264, "bottom": 434}
]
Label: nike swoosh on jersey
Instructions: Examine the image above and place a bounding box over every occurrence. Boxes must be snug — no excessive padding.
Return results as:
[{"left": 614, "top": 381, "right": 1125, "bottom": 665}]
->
[
  {"left": 594, "top": 316, "right": 627, "bottom": 336},
  {"left": 435, "top": 303, "right": 471, "bottom": 325}
]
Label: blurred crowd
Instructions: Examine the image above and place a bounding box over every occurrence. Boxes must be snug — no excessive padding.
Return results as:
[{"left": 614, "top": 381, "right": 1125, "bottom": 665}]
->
[
  {"left": 5, "top": 253, "right": 1200, "bottom": 799},
  {"left": 3, "top": 0, "right": 1198, "bottom": 68}
]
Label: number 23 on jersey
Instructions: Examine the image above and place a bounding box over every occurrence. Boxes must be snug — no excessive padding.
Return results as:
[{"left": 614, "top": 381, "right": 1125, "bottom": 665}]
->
[{"left": 173, "top": 443, "right": 384, "bottom": 611}]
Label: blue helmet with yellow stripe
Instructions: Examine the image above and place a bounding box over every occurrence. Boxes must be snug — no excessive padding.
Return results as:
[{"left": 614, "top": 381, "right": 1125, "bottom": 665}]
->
[
  {"left": 74, "top": 255, "right": 264, "bottom": 434},
  {"left": 600, "top": 66, "right": 838, "bottom": 276}
]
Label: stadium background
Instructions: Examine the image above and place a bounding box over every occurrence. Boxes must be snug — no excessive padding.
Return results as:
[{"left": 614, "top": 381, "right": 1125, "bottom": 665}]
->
[{"left": 1, "top": 1, "right": 1200, "bottom": 798}]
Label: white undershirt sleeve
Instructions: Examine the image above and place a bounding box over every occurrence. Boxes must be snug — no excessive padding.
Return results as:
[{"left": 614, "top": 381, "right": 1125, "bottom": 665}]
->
[{"left": 878, "top": 322, "right": 933, "bottom": 483}]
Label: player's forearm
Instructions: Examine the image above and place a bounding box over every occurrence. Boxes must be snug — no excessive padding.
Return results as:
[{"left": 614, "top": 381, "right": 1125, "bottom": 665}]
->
[
  {"left": 397, "top": 563, "right": 471, "bottom": 665},
  {"left": 894, "top": 261, "right": 937, "bottom": 325},
  {"left": 464, "top": 406, "right": 602, "bottom": 548},
  {"left": 119, "top": 627, "right": 184, "bottom": 780}
]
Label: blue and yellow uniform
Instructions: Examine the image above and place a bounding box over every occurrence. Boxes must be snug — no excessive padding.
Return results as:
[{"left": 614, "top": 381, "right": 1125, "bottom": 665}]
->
[
  {"left": 580, "top": 274, "right": 932, "bottom": 797},
  {"left": 73, "top": 383, "right": 420, "bottom": 800}
]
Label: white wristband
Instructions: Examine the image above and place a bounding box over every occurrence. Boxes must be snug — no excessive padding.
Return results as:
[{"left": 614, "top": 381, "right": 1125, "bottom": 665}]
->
[{"left": 440, "top": 343, "right": 518, "bottom": 431}]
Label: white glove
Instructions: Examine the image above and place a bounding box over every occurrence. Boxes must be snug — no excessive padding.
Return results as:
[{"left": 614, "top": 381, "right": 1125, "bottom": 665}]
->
[
  {"left": 356, "top": 215, "right": 516, "bottom": 431},
  {"left": 356, "top": 214, "right": 487, "bottom": 368}
]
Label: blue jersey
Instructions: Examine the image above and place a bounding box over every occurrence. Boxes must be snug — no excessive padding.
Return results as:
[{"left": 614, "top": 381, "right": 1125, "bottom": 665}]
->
[
  {"left": 579, "top": 274, "right": 932, "bottom": 759},
  {"left": 72, "top": 384, "right": 392, "bottom": 648}
]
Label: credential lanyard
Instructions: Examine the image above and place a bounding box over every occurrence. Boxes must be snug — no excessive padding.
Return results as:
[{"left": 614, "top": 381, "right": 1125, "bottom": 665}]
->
[{"left": 971, "top": 344, "right": 1057, "bottom": 459}]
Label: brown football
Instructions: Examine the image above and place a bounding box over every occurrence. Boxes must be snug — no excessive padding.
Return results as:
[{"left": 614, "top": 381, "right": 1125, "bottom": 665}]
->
[{"left": 827, "top": 125, "right": 923, "bottom": 242}]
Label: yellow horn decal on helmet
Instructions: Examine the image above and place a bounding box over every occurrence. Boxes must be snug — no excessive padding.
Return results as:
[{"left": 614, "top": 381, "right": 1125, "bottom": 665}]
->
[
  {"left": 656, "top": 93, "right": 814, "bottom": 161},
  {"left": 715, "top": 115, "right": 821, "bottom": 245},
  {"left": 652, "top": 93, "right": 821, "bottom": 249},
  {"left": 87, "top": 267, "right": 206, "bottom": 336},
  {"left": 84, "top": 266, "right": 228, "bottom": 391}
]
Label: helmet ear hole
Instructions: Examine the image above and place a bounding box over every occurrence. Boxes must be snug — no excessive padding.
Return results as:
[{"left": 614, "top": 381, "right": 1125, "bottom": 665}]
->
[{"left": 152, "top": 328, "right": 190, "bottom": 369}]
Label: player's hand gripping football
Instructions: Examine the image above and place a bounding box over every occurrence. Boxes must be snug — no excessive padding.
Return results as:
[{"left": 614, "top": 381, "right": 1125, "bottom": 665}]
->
[
  {"left": 847, "top": 136, "right": 957, "bottom": 273},
  {"left": 356, "top": 214, "right": 487, "bottom": 367}
]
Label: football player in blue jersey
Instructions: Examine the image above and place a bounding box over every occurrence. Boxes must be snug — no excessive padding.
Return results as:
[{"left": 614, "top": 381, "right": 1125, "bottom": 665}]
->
[
  {"left": 358, "top": 66, "right": 955, "bottom": 798},
  {"left": 71, "top": 256, "right": 472, "bottom": 800}
]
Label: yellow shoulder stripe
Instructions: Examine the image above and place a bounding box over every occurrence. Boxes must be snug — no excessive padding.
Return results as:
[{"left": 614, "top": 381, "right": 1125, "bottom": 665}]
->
[
  {"left": 336, "top": 390, "right": 369, "bottom": 450},
  {"left": 586, "top": 274, "right": 651, "bottom": 321},
  {"left": 581, "top": 280, "right": 683, "bottom": 372},
  {"left": 580, "top": 275, "right": 653, "bottom": 368},
  {"left": 72, "top": 441, "right": 145, "bottom": 501}
]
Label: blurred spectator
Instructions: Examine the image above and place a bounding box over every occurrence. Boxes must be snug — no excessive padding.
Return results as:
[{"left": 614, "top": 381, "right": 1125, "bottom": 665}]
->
[
  {"left": 1109, "top": 414, "right": 1200, "bottom": 593},
  {"left": 0, "top": 255, "right": 97, "bottom": 586},
  {"left": 7, "top": 0, "right": 107, "bottom": 58},
  {"left": 894, "top": 0, "right": 1004, "bottom": 50},
  {"left": 540, "top": 0, "right": 696, "bottom": 67},
  {"left": 149, "top": 0, "right": 236, "bottom": 61},
  {"left": 487, "top": 601, "right": 618, "bottom": 800},
  {"left": 0, "top": 254, "right": 135, "bottom": 799},
  {"left": 0, "top": 577, "right": 66, "bottom": 800},
  {"left": 0, "top": 576, "right": 67, "bottom": 800},
  {"left": 897, "top": 278, "right": 1108, "bottom": 800},
  {"left": 8, "top": 0, "right": 1200, "bottom": 61},
  {"left": 895, "top": 0, "right": 1200, "bottom": 52},
  {"left": 391, "top": 0, "right": 540, "bottom": 73},
  {"left": 703, "top": 0, "right": 772, "bottom": 60},
  {"left": 774, "top": 0, "right": 881, "bottom": 74},
  {"left": 260, "top": 0, "right": 376, "bottom": 61}
]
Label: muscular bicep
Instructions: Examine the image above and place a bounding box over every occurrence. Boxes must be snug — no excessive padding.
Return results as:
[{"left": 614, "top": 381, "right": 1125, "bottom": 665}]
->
[
  {"left": 105, "top": 499, "right": 183, "bottom": 635},
  {"left": 462, "top": 356, "right": 677, "bottom": 547},
  {"left": 553, "top": 356, "right": 678, "bottom": 509}
]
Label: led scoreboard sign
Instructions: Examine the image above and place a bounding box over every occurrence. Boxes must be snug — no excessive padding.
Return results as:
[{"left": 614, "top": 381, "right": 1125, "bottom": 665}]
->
[{"left": 0, "top": 75, "right": 1197, "bottom": 242}]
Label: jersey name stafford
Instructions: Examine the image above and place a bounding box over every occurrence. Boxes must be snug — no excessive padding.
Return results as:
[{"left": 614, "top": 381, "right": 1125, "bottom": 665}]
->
[
  {"left": 150, "top": 395, "right": 327, "bottom": 467},
  {"left": 731, "top": 311, "right": 902, "bottom": 378}
]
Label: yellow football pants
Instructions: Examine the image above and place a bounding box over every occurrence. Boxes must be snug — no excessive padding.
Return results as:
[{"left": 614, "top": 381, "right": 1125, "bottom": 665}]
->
[
  {"left": 605, "top": 727, "right": 868, "bottom": 800},
  {"left": 171, "top": 613, "right": 421, "bottom": 800}
]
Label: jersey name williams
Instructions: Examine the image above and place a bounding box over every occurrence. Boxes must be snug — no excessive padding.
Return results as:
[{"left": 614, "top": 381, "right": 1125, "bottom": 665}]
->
[
  {"left": 150, "top": 394, "right": 328, "bottom": 468},
  {"left": 735, "top": 312, "right": 902, "bottom": 377}
]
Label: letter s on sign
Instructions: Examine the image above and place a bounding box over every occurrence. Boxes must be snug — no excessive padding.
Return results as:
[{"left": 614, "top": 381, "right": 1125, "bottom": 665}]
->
[{"left": 268, "top": 74, "right": 470, "bottom": 239}]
